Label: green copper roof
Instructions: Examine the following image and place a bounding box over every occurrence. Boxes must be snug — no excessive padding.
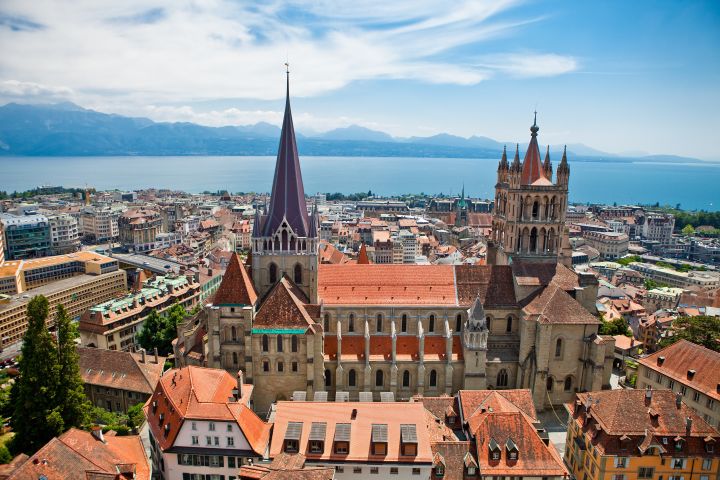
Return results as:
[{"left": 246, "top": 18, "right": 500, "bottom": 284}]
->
[{"left": 252, "top": 328, "right": 305, "bottom": 334}]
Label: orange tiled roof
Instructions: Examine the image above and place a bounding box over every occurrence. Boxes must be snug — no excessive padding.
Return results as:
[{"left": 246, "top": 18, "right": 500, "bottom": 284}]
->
[
  {"left": 213, "top": 253, "right": 258, "bottom": 306},
  {"left": 143, "top": 366, "right": 269, "bottom": 454},
  {"left": 458, "top": 390, "right": 537, "bottom": 424},
  {"left": 254, "top": 277, "right": 317, "bottom": 330},
  {"left": 638, "top": 340, "right": 720, "bottom": 401},
  {"left": 270, "top": 401, "right": 433, "bottom": 464},
  {"left": 523, "top": 284, "right": 601, "bottom": 325},
  {"left": 78, "top": 347, "right": 164, "bottom": 395}
]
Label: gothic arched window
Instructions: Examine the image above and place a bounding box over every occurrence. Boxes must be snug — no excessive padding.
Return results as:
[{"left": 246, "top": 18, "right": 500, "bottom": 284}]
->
[
  {"left": 294, "top": 263, "right": 302, "bottom": 285},
  {"left": 555, "top": 338, "right": 563, "bottom": 358},
  {"left": 403, "top": 370, "right": 410, "bottom": 388},
  {"left": 497, "top": 369, "right": 508, "bottom": 387},
  {"left": 325, "top": 369, "right": 332, "bottom": 387},
  {"left": 376, "top": 314, "right": 383, "bottom": 333},
  {"left": 324, "top": 313, "right": 330, "bottom": 332},
  {"left": 505, "top": 316, "right": 513, "bottom": 333},
  {"left": 231, "top": 326, "right": 237, "bottom": 342},
  {"left": 348, "top": 314, "right": 355, "bottom": 333},
  {"left": 456, "top": 314, "right": 462, "bottom": 332},
  {"left": 401, "top": 314, "right": 408, "bottom": 333},
  {"left": 232, "top": 352, "right": 238, "bottom": 365},
  {"left": 262, "top": 334, "right": 269, "bottom": 352},
  {"left": 429, "top": 315, "right": 435, "bottom": 333},
  {"left": 429, "top": 369, "right": 437, "bottom": 387},
  {"left": 375, "top": 370, "right": 384, "bottom": 387},
  {"left": 269, "top": 263, "right": 278, "bottom": 284}
]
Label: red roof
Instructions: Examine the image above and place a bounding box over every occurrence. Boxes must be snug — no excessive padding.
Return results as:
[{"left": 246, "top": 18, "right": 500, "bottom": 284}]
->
[
  {"left": 520, "top": 117, "right": 549, "bottom": 186},
  {"left": 357, "top": 243, "right": 370, "bottom": 264},
  {"left": 213, "top": 253, "right": 258, "bottom": 306},
  {"left": 254, "top": 276, "right": 317, "bottom": 330}
]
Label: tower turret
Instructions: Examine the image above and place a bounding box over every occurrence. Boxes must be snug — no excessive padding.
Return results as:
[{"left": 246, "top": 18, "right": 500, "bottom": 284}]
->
[
  {"left": 462, "top": 296, "right": 488, "bottom": 389},
  {"left": 543, "top": 145, "right": 553, "bottom": 179},
  {"left": 557, "top": 145, "right": 570, "bottom": 186}
]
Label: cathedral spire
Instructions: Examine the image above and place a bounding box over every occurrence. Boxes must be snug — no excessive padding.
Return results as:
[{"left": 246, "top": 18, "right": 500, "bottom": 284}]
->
[
  {"left": 511, "top": 143, "right": 521, "bottom": 172},
  {"left": 498, "top": 145, "right": 508, "bottom": 171},
  {"left": 520, "top": 112, "right": 546, "bottom": 185},
  {"left": 543, "top": 145, "right": 553, "bottom": 177},
  {"left": 259, "top": 66, "right": 312, "bottom": 238}
]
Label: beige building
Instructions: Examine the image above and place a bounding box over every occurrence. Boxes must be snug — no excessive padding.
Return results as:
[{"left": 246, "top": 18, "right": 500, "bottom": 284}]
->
[
  {"left": 0, "top": 269, "right": 127, "bottom": 347},
  {"left": 79, "top": 206, "right": 120, "bottom": 242},
  {"left": 582, "top": 230, "right": 629, "bottom": 260},
  {"left": 637, "top": 340, "right": 720, "bottom": 428},
  {"left": 79, "top": 346, "right": 165, "bottom": 413},
  {"left": 630, "top": 262, "right": 720, "bottom": 289},
  {"left": 175, "top": 83, "right": 615, "bottom": 415},
  {"left": 48, "top": 213, "right": 81, "bottom": 255},
  {"left": 643, "top": 286, "right": 683, "bottom": 313},
  {"left": 119, "top": 208, "right": 163, "bottom": 252}
]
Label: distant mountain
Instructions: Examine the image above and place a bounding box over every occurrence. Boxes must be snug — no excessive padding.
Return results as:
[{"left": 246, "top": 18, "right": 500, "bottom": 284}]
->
[{"left": 0, "top": 102, "right": 711, "bottom": 163}]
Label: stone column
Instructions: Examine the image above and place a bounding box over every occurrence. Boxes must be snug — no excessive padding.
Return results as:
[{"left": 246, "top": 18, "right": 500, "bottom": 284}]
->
[
  {"left": 417, "top": 320, "right": 425, "bottom": 395},
  {"left": 335, "top": 323, "right": 344, "bottom": 390}
]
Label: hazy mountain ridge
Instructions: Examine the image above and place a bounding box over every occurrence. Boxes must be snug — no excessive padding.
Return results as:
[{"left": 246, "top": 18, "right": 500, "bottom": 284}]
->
[{"left": 0, "top": 102, "right": 709, "bottom": 164}]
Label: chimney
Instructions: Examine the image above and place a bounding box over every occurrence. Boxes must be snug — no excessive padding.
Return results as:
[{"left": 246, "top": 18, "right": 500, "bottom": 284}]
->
[
  {"left": 657, "top": 356, "right": 665, "bottom": 366},
  {"left": 686, "top": 416, "right": 693, "bottom": 436},
  {"left": 687, "top": 369, "right": 696, "bottom": 380},
  {"left": 676, "top": 392, "right": 683, "bottom": 408},
  {"left": 140, "top": 348, "right": 146, "bottom": 363},
  {"left": 154, "top": 347, "right": 159, "bottom": 364},
  {"left": 208, "top": 268, "right": 213, "bottom": 276},
  {"left": 91, "top": 425, "right": 105, "bottom": 443},
  {"left": 645, "top": 386, "right": 652, "bottom": 405},
  {"left": 351, "top": 408, "right": 358, "bottom": 420},
  {"left": 236, "top": 370, "right": 244, "bottom": 401}
]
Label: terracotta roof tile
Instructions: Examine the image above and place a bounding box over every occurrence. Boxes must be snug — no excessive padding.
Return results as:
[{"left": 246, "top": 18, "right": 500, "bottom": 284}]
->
[
  {"left": 254, "top": 277, "right": 315, "bottom": 330},
  {"left": 523, "top": 284, "right": 601, "bottom": 325},
  {"left": 213, "top": 253, "right": 258, "bottom": 306},
  {"left": 78, "top": 346, "right": 165, "bottom": 396}
]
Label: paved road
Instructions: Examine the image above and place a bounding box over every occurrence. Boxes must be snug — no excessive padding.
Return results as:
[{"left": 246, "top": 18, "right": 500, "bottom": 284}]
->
[{"left": 538, "top": 408, "right": 569, "bottom": 458}]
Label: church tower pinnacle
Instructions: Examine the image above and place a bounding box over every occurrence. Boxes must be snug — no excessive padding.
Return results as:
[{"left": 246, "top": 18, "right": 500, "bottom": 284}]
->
[{"left": 251, "top": 67, "right": 319, "bottom": 302}]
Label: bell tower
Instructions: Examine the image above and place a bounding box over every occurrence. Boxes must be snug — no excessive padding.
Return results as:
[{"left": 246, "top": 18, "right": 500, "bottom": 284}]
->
[
  {"left": 251, "top": 67, "right": 319, "bottom": 302},
  {"left": 490, "top": 114, "right": 570, "bottom": 266}
]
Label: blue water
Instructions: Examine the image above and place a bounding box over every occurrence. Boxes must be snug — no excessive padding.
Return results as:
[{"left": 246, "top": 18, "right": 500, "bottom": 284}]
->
[{"left": 0, "top": 156, "right": 718, "bottom": 211}]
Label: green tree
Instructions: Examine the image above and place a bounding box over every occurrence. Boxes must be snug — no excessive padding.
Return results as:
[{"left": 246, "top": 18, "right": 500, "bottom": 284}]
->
[
  {"left": 137, "top": 309, "right": 164, "bottom": 353},
  {"left": 599, "top": 316, "right": 632, "bottom": 336},
  {"left": 0, "top": 444, "right": 11, "bottom": 464},
  {"left": 127, "top": 403, "right": 145, "bottom": 430},
  {"left": 681, "top": 224, "right": 695, "bottom": 236},
  {"left": 56, "top": 305, "right": 90, "bottom": 428},
  {"left": 9, "top": 296, "right": 63, "bottom": 454},
  {"left": 658, "top": 315, "right": 720, "bottom": 352},
  {"left": 137, "top": 304, "right": 188, "bottom": 356}
]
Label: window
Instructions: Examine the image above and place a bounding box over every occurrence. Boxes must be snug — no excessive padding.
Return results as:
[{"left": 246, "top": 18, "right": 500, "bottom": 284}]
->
[
  {"left": 277, "top": 361, "right": 284, "bottom": 372},
  {"left": 192, "top": 421, "right": 197, "bottom": 430},
  {"left": 269, "top": 263, "right": 278, "bottom": 284},
  {"left": 349, "top": 314, "right": 355, "bottom": 332},
  {"left": 370, "top": 467, "right": 379, "bottom": 474},
  {"left": 564, "top": 376, "right": 573, "bottom": 392},
  {"left": 486, "top": 316, "right": 492, "bottom": 331},
  {"left": 402, "top": 314, "right": 408, "bottom": 332},
  {"left": 209, "top": 422, "right": 215, "bottom": 431},
  {"left": 656, "top": 372, "right": 663, "bottom": 382},
  {"left": 707, "top": 398, "right": 715, "bottom": 409},
  {"left": 680, "top": 385, "right": 687, "bottom": 396},
  {"left": 291, "top": 335, "right": 298, "bottom": 352},
  {"left": 412, "top": 468, "right": 421, "bottom": 475},
  {"left": 309, "top": 440, "right": 323, "bottom": 453},
  {"left": 546, "top": 377, "right": 554, "bottom": 392},
  {"left": 702, "top": 459, "right": 712, "bottom": 470},
  {"left": 467, "top": 466, "right": 476, "bottom": 475},
  {"left": 492, "top": 451, "right": 500, "bottom": 460},
  {"left": 227, "top": 437, "right": 234, "bottom": 447},
  {"left": 376, "top": 369, "right": 384, "bottom": 387},
  {"left": 353, "top": 467, "right": 363, "bottom": 474},
  {"left": 456, "top": 314, "right": 462, "bottom": 332},
  {"left": 232, "top": 351, "right": 238, "bottom": 365},
  {"left": 292, "top": 361, "right": 298, "bottom": 372},
  {"left": 497, "top": 369, "right": 508, "bottom": 387},
  {"left": 376, "top": 314, "right": 383, "bottom": 332},
  {"left": 192, "top": 435, "right": 199, "bottom": 445},
  {"left": 693, "top": 391, "right": 701, "bottom": 402},
  {"left": 613, "top": 475, "right": 626, "bottom": 480},
  {"left": 435, "top": 465, "right": 445, "bottom": 476},
  {"left": 429, "top": 314, "right": 435, "bottom": 332},
  {"left": 403, "top": 370, "right": 410, "bottom": 388},
  {"left": 390, "top": 467, "right": 399, "bottom": 475},
  {"left": 615, "top": 457, "right": 627, "bottom": 468},
  {"left": 506, "top": 316, "right": 513, "bottom": 332},
  {"left": 555, "top": 338, "right": 563, "bottom": 357},
  {"left": 325, "top": 369, "right": 332, "bottom": 387},
  {"left": 231, "top": 326, "right": 237, "bottom": 341},
  {"left": 668, "top": 379, "right": 675, "bottom": 390},
  {"left": 277, "top": 335, "right": 283, "bottom": 352},
  {"left": 672, "top": 458, "right": 686, "bottom": 469},
  {"left": 284, "top": 439, "right": 299, "bottom": 453},
  {"left": 262, "top": 334, "right": 269, "bottom": 352},
  {"left": 263, "top": 360, "right": 269, "bottom": 372},
  {"left": 334, "top": 441, "right": 349, "bottom": 454},
  {"left": 294, "top": 264, "right": 302, "bottom": 284},
  {"left": 349, "top": 369, "right": 356, "bottom": 387},
  {"left": 429, "top": 369, "right": 437, "bottom": 387},
  {"left": 227, "top": 424, "right": 232, "bottom": 432},
  {"left": 206, "top": 436, "right": 212, "bottom": 445},
  {"left": 324, "top": 313, "right": 330, "bottom": 331},
  {"left": 214, "top": 437, "right": 219, "bottom": 446}
]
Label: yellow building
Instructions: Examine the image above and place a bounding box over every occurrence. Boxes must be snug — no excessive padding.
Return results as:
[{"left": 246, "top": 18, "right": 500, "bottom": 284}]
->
[
  {"left": 565, "top": 389, "right": 719, "bottom": 480},
  {"left": 0, "top": 269, "right": 127, "bottom": 347}
]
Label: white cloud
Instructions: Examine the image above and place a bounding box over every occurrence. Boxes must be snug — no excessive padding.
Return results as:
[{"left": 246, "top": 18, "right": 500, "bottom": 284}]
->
[{"left": 0, "top": 0, "right": 578, "bottom": 122}]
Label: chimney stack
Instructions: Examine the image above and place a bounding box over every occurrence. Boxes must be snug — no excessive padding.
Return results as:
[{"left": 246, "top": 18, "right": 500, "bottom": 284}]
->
[
  {"left": 140, "top": 348, "right": 146, "bottom": 363},
  {"left": 91, "top": 425, "right": 105, "bottom": 443},
  {"left": 154, "top": 347, "right": 159, "bottom": 364},
  {"left": 676, "top": 392, "right": 683, "bottom": 408},
  {"left": 644, "top": 386, "right": 652, "bottom": 405},
  {"left": 236, "top": 370, "right": 244, "bottom": 401},
  {"left": 686, "top": 416, "right": 693, "bottom": 436}
]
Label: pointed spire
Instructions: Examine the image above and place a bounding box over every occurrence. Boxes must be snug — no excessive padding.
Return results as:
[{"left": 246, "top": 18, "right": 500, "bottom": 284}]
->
[
  {"left": 511, "top": 143, "right": 521, "bottom": 172},
  {"left": 558, "top": 144, "right": 569, "bottom": 174},
  {"left": 543, "top": 144, "right": 553, "bottom": 177},
  {"left": 260, "top": 67, "right": 313, "bottom": 238},
  {"left": 357, "top": 243, "right": 370, "bottom": 264},
  {"left": 213, "top": 253, "right": 258, "bottom": 306},
  {"left": 520, "top": 112, "right": 546, "bottom": 185},
  {"left": 498, "top": 145, "right": 508, "bottom": 171}
]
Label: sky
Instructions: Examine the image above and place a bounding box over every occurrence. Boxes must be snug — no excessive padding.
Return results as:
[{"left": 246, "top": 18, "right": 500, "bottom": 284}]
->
[{"left": 0, "top": 0, "right": 719, "bottom": 159}]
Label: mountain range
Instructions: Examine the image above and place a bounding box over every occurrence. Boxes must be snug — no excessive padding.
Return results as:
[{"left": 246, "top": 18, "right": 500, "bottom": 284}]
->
[{"left": 0, "top": 102, "right": 706, "bottom": 163}]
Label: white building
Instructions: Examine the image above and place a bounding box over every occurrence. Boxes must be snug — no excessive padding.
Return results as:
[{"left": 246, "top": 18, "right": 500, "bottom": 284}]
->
[
  {"left": 144, "top": 366, "right": 270, "bottom": 480},
  {"left": 80, "top": 206, "right": 121, "bottom": 242},
  {"left": 48, "top": 213, "right": 81, "bottom": 254}
]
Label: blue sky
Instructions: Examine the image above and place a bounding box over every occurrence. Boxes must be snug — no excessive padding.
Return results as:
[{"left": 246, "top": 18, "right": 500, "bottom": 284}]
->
[{"left": 0, "top": 0, "right": 718, "bottom": 159}]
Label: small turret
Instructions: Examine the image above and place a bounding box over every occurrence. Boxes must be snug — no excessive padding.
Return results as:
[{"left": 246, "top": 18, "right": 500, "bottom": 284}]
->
[
  {"left": 543, "top": 145, "right": 553, "bottom": 179},
  {"left": 497, "top": 145, "right": 509, "bottom": 183},
  {"left": 557, "top": 145, "right": 570, "bottom": 186},
  {"left": 463, "top": 296, "right": 488, "bottom": 351}
]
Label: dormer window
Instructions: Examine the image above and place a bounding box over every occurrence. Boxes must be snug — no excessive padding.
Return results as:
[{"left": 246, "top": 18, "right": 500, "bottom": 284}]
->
[
  {"left": 158, "top": 413, "right": 164, "bottom": 426},
  {"left": 334, "top": 423, "right": 351, "bottom": 454},
  {"left": 371, "top": 424, "right": 388, "bottom": 455},
  {"left": 401, "top": 424, "right": 418, "bottom": 456},
  {"left": 506, "top": 438, "right": 519, "bottom": 461},
  {"left": 284, "top": 421, "right": 303, "bottom": 453},
  {"left": 308, "top": 422, "right": 327, "bottom": 454},
  {"left": 164, "top": 423, "right": 171, "bottom": 436},
  {"left": 489, "top": 438, "right": 501, "bottom": 461},
  {"left": 152, "top": 400, "right": 157, "bottom": 414}
]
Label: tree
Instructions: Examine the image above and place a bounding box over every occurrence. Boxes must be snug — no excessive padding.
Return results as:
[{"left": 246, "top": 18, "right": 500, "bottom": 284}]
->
[
  {"left": 137, "top": 309, "right": 164, "bottom": 354},
  {"left": 658, "top": 315, "right": 720, "bottom": 352},
  {"left": 10, "top": 296, "right": 62, "bottom": 454},
  {"left": 56, "top": 305, "right": 90, "bottom": 428},
  {"left": 681, "top": 224, "right": 695, "bottom": 236},
  {"left": 599, "top": 316, "right": 632, "bottom": 336},
  {"left": 137, "top": 304, "right": 188, "bottom": 356}
]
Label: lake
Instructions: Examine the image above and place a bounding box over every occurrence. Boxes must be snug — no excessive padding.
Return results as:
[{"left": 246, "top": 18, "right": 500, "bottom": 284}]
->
[{"left": 1, "top": 156, "right": 718, "bottom": 211}]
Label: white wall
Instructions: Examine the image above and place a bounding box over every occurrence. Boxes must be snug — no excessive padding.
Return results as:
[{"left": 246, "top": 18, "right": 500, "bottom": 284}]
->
[{"left": 174, "top": 419, "right": 251, "bottom": 451}]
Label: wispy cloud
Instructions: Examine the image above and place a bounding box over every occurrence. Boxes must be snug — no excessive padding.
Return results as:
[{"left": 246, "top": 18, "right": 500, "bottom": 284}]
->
[{"left": 0, "top": 0, "right": 578, "bottom": 124}]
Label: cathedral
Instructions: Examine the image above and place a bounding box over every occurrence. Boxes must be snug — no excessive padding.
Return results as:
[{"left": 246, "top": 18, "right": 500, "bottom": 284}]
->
[{"left": 175, "top": 73, "right": 615, "bottom": 414}]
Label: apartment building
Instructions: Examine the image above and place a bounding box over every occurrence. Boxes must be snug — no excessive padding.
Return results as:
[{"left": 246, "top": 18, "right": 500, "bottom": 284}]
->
[
  {"left": 119, "top": 208, "right": 164, "bottom": 252},
  {"left": 637, "top": 340, "right": 720, "bottom": 428},
  {"left": 629, "top": 262, "right": 720, "bottom": 289},
  {"left": 79, "top": 346, "right": 165, "bottom": 413},
  {"left": 0, "top": 268, "right": 127, "bottom": 346},
  {"left": 565, "top": 389, "right": 719, "bottom": 480},
  {"left": 48, "top": 213, "right": 81, "bottom": 254},
  {"left": 643, "top": 286, "right": 683, "bottom": 313},
  {"left": 80, "top": 273, "right": 201, "bottom": 351},
  {"left": 0, "top": 212, "right": 51, "bottom": 260},
  {"left": 583, "top": 231, "right": 629, "bottom": 260},
  {"left": 79, "top": 206, "right": 120, "bottom": 242},
  {"left": 641, "top": 212, "right": 676, "bottom": 243},
  {"left": 144, "top": 366, "right": 270, "bottom": 480}
]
